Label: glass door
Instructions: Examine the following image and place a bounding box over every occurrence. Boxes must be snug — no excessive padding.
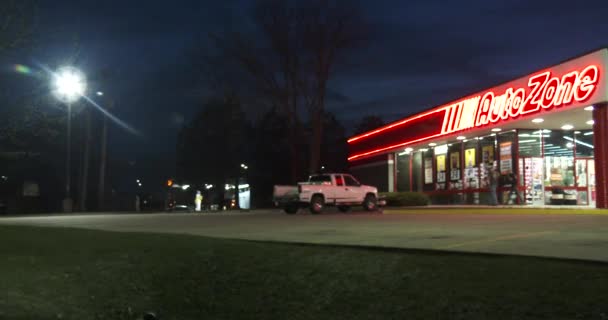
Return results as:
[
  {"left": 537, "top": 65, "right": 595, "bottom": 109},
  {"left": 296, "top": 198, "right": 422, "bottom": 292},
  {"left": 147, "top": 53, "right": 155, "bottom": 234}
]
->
[
  {"left": 588, "top": 160, "right": 596, "bottom": 207},
  {"left": 575, "top": 158, "right": 595, "bottom": 207},
  {"left": 519, "top": 157, "right": 544, "bottom": 205}
]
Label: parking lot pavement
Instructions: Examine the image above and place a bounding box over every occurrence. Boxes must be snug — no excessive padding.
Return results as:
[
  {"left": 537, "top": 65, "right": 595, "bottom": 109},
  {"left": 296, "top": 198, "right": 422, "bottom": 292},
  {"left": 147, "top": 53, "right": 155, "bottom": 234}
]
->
[{"left": 2, "top": 209, "right": 608, "bottom": 262}]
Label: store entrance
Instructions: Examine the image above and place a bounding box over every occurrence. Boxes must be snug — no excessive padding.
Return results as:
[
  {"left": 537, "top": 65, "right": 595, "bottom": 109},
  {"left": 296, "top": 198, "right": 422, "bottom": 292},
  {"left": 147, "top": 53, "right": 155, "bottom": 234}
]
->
[
  {"left": 516, "top": 156, "right": 595, "bottom": 207},
  {"left": 575, "top": 158, "right": 596, "bottom": 207},
  {"left": 519, "top": 157, "right": 544, "bottom": 206}
]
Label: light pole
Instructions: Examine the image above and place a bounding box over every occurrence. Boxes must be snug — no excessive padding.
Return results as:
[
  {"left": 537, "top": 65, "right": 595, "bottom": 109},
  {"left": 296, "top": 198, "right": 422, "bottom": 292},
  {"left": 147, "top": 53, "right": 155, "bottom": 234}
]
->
[
  {"left": 96, "top": 91, "right": 110, "bottom": 211},
  {"left": 53, "top": 67, "right": 86, "bottom": 213}
]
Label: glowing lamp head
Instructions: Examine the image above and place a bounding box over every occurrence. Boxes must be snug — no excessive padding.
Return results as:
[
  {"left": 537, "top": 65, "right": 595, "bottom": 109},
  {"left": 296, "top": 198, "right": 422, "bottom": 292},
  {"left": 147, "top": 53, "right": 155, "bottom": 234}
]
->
[{"left": 53, "top": 67, "right": 86, "bottom": 103}]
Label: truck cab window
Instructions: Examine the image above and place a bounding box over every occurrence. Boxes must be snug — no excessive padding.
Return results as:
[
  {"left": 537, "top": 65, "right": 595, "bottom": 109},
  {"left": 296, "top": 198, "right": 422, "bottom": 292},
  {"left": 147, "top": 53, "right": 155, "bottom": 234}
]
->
[
  {"left": 335, "top": 175, "right": 344, "bottom": 186},
  {"left": 344, "top": 175, "right": 360, "bottom": 187},
  {"left": 309, "top": 175, "right": 332, "bottom": 184}
]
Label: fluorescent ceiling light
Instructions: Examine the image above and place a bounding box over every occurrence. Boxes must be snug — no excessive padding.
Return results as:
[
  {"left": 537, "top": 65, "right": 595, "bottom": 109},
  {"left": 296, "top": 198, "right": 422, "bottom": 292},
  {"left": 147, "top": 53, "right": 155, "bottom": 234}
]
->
[
  {"left": 435, "top": 145, "right": 448, "bottom": 155},
  {"left": 584, "top": 106, "right": 594, "bottom": 111},
  {"left": 491, "top": 128, "right": 501, "bottom": 132},
  {"left": 456, "top": 136, "right": 466, "bottom": 140},
  {"left": 564, "top": 136, "right": 594, "bottom": 149},
  {"left": 586, "top": 120, "right": 594, "bottom": 125},
  {"left": 561, "top": 124, "right": 574, "bottom": 130},
  {"left": 532, "top": 118, "right": 544, "bottom": 123}
]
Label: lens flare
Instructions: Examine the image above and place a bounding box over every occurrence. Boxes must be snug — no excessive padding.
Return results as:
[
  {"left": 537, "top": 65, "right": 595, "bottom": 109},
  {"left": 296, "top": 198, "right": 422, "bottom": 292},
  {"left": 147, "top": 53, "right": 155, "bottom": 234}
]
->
[{"left": 14, "top": 64, "right": 32, "bottom": 74}]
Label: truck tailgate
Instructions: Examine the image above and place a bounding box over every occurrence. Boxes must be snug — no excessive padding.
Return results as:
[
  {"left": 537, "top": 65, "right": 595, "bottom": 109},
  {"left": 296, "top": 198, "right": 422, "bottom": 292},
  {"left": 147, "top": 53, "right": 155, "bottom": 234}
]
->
[{"left": 273, "top": 185, "right": 299, "bottom": 203}]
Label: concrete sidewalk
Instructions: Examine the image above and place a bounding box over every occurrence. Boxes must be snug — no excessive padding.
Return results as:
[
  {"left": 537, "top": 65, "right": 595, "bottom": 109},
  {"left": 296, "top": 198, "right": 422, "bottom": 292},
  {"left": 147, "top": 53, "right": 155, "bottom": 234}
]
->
[{"left": 2, "top": 209, "right": 608, "bottom": 262}]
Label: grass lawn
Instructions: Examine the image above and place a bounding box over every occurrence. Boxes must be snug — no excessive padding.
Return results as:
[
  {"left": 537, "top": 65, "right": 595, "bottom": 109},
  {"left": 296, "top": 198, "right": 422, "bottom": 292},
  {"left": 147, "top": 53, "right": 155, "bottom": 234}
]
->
[{"left": 1, "top": 226, "right": 608, "bottom": 320}]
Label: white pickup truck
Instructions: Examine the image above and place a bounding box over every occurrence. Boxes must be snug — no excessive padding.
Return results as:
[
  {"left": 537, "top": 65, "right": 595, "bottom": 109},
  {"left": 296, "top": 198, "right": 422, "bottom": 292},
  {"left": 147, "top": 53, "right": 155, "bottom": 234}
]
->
[{"left": 273, "top": 173, "right": 382, "bottom": 214}]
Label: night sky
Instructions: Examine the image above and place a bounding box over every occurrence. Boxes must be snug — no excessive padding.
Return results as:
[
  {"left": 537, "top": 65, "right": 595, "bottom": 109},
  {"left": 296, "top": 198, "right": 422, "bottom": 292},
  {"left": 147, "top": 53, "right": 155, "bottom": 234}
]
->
[{"left": 3, "top": 0, "right": 608, "bottom": 177}]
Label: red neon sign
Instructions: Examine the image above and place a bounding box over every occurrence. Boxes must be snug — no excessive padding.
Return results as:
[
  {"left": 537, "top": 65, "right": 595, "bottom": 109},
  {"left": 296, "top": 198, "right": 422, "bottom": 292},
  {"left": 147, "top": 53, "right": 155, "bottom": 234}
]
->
[
  {"left": 348, "top": 64, "right": 601, "bottom": 162},
  {"left": 444, "top": 64, "right": 599, "bottom": 134}
]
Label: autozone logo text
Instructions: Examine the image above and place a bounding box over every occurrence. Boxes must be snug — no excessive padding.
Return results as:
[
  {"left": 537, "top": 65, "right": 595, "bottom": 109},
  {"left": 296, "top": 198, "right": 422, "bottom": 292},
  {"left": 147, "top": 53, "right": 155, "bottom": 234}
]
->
[{"left": 441, "top": 65, "right": 599, "bottom": 135}]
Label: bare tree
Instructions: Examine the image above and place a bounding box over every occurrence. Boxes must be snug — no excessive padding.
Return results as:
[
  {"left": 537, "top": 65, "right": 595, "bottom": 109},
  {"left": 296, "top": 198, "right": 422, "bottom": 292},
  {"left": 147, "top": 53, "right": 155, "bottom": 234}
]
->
[
  {"left": 207, "top": 1, "right": 303, "bottom": 183},
  {"left": 354, "top": 115, "right": 385, "bottom": 135},
  {"left": 0, "top": 0, "right": 36, "bottom": 55},
  {"left": 209, "top": 0, "right": 365, "bottom": 178},
  {"left": 298, "top": 0, "right": 365, "bottom": 173}
]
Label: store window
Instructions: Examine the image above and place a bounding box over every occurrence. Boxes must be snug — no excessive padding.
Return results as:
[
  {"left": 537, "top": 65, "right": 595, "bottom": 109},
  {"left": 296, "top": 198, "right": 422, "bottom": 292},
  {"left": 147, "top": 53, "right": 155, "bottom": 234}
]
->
[
  {"left": 543, "top": 130, "right": 574, "bottom": 158},
  {"left": 434, "top": 144, "right": 448, "bottom": 190},
  {"left": 545, "top": 156, "right": 575, "bottom": 187},
  {"left": 497, "top": 131, "right": 516, "bottom": 175},
  {"left": 396, "top": 151, "right": 411, "bottom": 192},
  {"left": 575, "top": 130, "right": 594, "bottom": 157},
  {"left": 479, "top": 135, "right": 496, "bottom": 166},
  {"left": 463, "top": 139, "right": 479, "bottom": 189},
  {"left": 544, "top": 130, "right": 576, "bottom": 205},
  {"left": 518, "top": 129, "right": 543, "bottom": 157},
  {"left": 422, "top": 149, "right": 434, "bottom": 191},
  {"left": 448, "top": 143, "right": 462, "bottom": 190},
  {"left": 412, "top": 151, "right": 422, "bottom": 192}
]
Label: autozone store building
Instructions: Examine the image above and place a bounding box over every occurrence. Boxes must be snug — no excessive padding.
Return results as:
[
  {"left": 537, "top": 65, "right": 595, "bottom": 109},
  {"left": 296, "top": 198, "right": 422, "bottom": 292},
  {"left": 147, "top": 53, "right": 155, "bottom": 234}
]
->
[{"left": 348, "top": 48, "right": 608, "bottom": 208}]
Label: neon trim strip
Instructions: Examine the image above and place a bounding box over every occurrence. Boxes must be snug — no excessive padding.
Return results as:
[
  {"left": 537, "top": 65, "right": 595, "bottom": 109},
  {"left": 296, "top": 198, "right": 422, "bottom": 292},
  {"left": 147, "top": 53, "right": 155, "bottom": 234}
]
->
[
  {"left": 347, "top": 108, "right": 447, "bottom": 143},
  {"left": 347, "top": 133, "right": 444, "bottom": 161}
]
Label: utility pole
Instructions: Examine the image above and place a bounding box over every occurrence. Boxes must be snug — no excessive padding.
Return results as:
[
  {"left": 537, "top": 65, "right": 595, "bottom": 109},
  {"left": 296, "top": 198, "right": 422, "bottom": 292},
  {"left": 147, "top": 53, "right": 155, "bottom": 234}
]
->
[
  {"left": 79, "top": 108, "right": 92, "bottom": 211},
  {"left": 98, "top": 98, "right": 113, "bottom": 211}
]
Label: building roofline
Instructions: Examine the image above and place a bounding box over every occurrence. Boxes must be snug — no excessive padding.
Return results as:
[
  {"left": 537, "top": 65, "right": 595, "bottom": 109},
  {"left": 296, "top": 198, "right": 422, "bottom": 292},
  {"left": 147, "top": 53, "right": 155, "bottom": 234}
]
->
[{"left": 347, "top": 47, "right": 608, "bottom": 144}]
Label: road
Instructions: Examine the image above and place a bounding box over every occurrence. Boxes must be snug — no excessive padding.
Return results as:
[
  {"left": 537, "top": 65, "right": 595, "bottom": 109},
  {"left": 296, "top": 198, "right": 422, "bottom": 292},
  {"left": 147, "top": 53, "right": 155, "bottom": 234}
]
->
[{"left": 2, "top": 209, "right": 608, "bottom": 262}]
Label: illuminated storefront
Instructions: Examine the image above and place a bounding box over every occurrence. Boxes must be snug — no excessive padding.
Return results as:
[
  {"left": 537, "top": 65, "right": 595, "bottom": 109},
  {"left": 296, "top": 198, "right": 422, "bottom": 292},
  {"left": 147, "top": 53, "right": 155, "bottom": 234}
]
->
[{"left": 348, "top": 48, "right": 608, "bottom": 208}]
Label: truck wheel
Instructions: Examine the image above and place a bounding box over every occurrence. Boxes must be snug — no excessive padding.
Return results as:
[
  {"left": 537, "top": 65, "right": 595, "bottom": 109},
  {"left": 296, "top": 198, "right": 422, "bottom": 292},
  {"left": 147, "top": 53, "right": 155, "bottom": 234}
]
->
[
  {"left": 338, "top": 205, "right": 351, "bottom": 213},
  {"left": 310, "top": 195, "right": 324, "bottom": 214},
  {"left": 363, "top": 194, "right": 377, "bottom": 211},
  {"left": 284, "top": 203, "right": 298, "bottom": 214}
]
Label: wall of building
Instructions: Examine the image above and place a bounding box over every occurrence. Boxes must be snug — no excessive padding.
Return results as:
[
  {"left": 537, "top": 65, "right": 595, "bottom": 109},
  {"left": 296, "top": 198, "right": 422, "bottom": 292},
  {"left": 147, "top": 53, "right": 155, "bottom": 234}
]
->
[{"left": 350, "top": 154, "right": 391, "bottom": 192}]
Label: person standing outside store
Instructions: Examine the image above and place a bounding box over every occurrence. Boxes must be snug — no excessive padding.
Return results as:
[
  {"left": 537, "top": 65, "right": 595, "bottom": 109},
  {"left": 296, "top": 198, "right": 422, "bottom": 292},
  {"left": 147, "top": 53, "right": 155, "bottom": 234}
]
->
[
  {"left": 195, "top": 190, "right": 203, "bottom": 212},
  {"left": 488, "top": 167, "right": 499, "bottom": 206},
  {"left": 506, "top": 172, "right": 523, "bottom": 204}
]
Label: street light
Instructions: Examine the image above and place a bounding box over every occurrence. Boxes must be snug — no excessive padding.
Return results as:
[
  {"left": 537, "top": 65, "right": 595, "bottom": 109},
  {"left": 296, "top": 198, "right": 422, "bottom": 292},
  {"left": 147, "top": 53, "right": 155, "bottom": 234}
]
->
[
  {"left": 53, "top": 66, "right": 86, "bottom": 212},
  {"left": 53, "top": 67, "right": 86, "bottom": 102}
]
